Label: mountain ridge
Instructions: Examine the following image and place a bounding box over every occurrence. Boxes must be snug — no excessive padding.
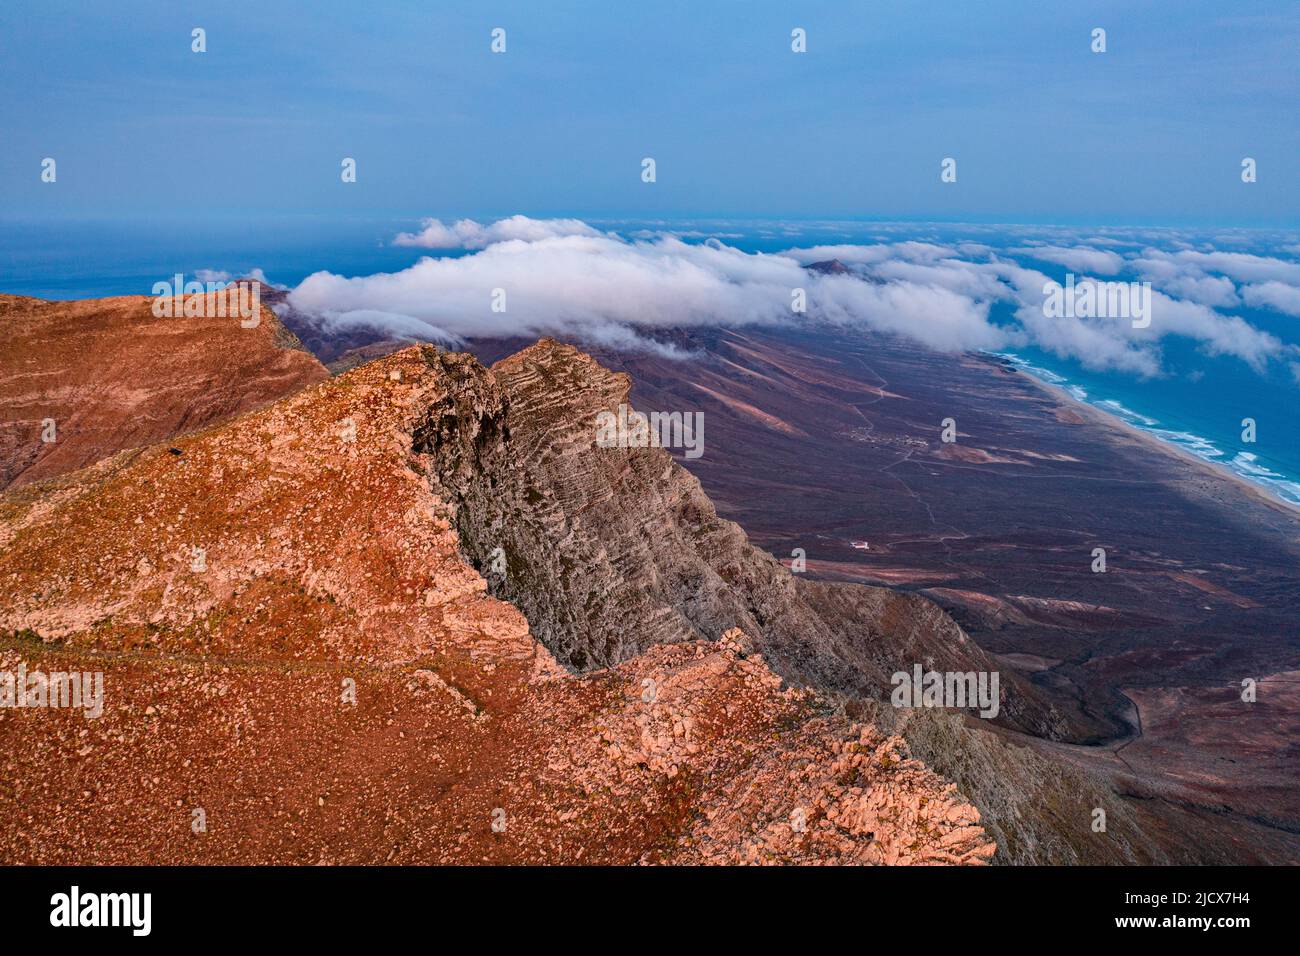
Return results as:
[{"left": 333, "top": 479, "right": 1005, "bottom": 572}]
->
[
  {"left": 0, "top": 292, "right": 328, "bottom": 491},
  {"left": 0, "top": 342, "right": 996, "bottom": 865}
]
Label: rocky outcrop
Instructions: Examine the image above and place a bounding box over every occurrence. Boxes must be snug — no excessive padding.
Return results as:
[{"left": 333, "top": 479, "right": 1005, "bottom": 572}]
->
[
  {"left": 806, "top": 258, "right": 853, "bottom": 276},
  {"left": 416, "top": 339, "right": 1065, "bottom": 738},
  {"left": 0, "top": 345, "right": 994, "bottom": 865},
  {"left": 0, "top": 292, "right": 328, "bottom": 490},
  {"left": 580, "top": 632, "right": 994, "bottom": 865}
]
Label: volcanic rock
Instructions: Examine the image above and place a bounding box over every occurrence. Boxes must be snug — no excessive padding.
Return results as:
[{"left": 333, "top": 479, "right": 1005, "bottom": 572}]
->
[
  {"left": 0, "top": 292, "right": 328, "bottom": 490},
  {"left": 418, "top": 338, "right": 1064, "bottom": 737},
  {"left": 0, "top": 345, "right": 994, "bottom": 865}
]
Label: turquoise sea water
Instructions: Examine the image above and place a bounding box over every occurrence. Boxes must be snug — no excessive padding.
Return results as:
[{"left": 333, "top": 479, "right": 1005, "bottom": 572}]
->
[
  {"left": 2, "top": 216, "right": 1297, "bottom": 507},
  {"left": 992, "top": 350, "right": 1300, "bottom": 508}
]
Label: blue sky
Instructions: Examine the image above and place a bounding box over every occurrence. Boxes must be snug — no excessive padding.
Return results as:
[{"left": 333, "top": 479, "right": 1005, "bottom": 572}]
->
[{"left": 0, "top": 0, "right": 1297, "bottom": 226}]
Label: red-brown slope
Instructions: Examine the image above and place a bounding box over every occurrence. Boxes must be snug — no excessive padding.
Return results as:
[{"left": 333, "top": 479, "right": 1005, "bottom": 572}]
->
[
  {"left": 0, "top": 293, "right": 328, "bottom": 490},
  {"left": 0, "top": 345, "right": 993, "bottom": 865}
]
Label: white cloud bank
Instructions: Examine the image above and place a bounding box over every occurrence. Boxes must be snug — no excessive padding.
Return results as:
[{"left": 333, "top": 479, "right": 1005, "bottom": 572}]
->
[
  {"left": 287, "top": 216, "right": 1299, "bottom": 379},
  {"left": 1241, "top": 281, "right": 1300, "bottom": 317},
  {"left": 196, "top": 267, "right": 283, "bottom": 288},
  {"left": 1010, "top": 245, "right": 1125, "bottom": 275},
  {"left": 392, "top": 215, "right": 601, "bottom": 249}
]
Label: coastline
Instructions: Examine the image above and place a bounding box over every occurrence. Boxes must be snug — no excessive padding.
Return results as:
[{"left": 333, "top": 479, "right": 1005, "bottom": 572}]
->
[{"left": 995, "top": 355, "right": 1300, "bottom": 524}]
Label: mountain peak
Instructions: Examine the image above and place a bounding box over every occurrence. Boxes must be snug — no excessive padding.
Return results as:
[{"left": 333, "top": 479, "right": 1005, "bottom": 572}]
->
[{"left": 806, "top": 258, "right": 853, "bottom": 275}]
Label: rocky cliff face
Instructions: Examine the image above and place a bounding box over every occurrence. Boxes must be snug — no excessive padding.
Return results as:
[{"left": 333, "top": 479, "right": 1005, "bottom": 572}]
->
[
  {"left": 0, "top": 344, "right": 994, "bottom": 865},
  {"left": 0, "top": 292, "right": 328, "bottom": 490},
  {"left": 417, "top": 339, "right": 1065, "bottom": 738}
]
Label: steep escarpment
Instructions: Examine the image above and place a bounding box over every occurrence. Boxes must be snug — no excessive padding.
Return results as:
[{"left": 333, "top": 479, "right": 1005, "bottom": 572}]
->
[
  {"left": 0, "top": 292, "right": 328, "bottom": 490},
  {"left": 0, "top": 345, "right": 994, "bottom": 865},
  {"left": 413, "top": 339, "right": 1066, "bottom": 740}
]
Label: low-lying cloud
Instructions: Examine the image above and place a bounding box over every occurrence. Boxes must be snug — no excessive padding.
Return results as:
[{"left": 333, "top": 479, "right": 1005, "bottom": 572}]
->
[
  {"left": 286, "top": 216, "right": 1300, "bottom": 380},
  {"left": 392, "top": 215, "right": 601, "bottom": 249},
  {"left": 1241, "top": 280, "right": 1300, "bottom": 317},
  {"left": 1011, "top": 245, "right": 1124, "bottom": 275}
]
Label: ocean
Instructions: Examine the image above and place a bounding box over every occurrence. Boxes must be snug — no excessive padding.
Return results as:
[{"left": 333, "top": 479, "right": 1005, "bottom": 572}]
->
[
  {"left": 992, "top": 350, "right": 1300, "bottom": 508},
  {"left": 3, "top": 215, "right": 1297, "bottom": 508}
]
